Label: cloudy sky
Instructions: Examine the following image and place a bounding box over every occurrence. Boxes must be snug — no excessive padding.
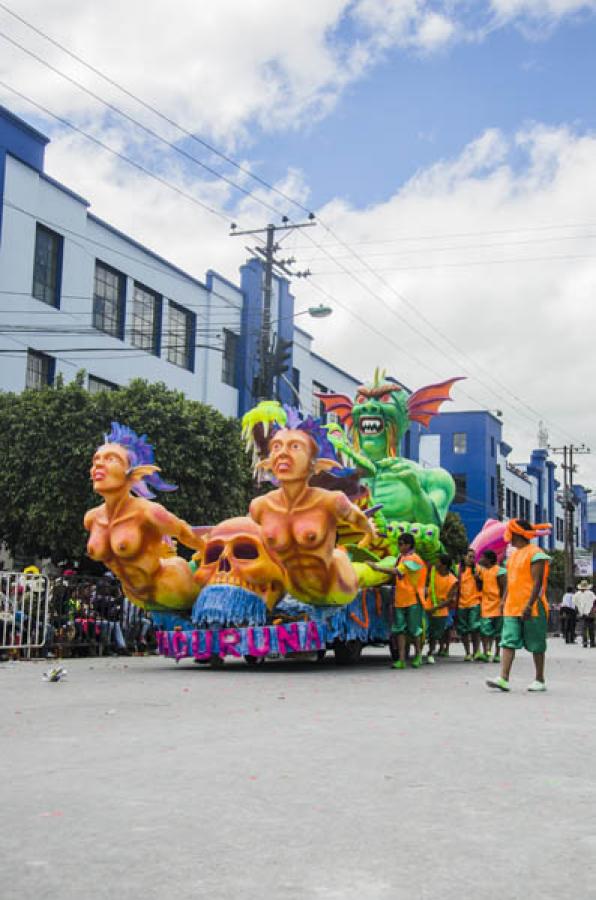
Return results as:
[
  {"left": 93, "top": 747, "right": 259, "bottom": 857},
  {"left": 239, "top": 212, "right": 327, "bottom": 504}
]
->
[{"left": 1, "top": 0, "right": 596, "bottom": 486}]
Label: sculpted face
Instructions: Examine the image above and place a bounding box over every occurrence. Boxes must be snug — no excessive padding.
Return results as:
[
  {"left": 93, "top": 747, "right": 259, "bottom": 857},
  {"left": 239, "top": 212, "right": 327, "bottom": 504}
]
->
[
  {"left": 268, "top": 429, "right": 316, "bottom": 481},
  {"left": 91, "top": 443, "right": 130, "bottom": 493},
  {"left": 195, "top": 517, "right": 286, "bottom": 610}
]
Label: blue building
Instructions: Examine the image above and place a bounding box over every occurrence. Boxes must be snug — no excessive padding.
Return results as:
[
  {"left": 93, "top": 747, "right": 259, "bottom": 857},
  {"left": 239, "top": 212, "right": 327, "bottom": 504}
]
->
[{"left": 424, "top": 410, "right": 589, "bottom": 552}]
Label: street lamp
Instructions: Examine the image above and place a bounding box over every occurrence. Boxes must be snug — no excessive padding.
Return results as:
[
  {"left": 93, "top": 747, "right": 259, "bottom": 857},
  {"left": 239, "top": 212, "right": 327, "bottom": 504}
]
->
[{"left": 304, "top": 304, "right": 333, "bottom": 319}]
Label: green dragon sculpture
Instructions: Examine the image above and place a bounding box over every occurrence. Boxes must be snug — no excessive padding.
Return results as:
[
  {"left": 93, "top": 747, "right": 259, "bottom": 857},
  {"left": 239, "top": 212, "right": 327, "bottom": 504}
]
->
[{"left": 317, "top": 369, "right": 463, "bottom": 531}]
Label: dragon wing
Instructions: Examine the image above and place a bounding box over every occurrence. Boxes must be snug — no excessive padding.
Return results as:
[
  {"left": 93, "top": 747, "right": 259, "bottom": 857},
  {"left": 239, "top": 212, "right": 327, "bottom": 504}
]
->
[
  {"left": 407, "top": 377, "right": 464, "bottom": 427},
  {"left": 314, "top": 392, "right": 354, "bottom": 429}
]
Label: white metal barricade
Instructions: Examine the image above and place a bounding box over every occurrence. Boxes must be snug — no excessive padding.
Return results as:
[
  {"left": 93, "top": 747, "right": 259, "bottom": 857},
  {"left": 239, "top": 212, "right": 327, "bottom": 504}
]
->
[{"left": 0, "top": 571, "right": 50, "bottom": 656}]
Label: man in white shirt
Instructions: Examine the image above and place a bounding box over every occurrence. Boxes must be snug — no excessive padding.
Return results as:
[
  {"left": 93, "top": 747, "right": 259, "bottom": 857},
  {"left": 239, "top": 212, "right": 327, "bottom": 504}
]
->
[
  {"left": 560, "top": 586, "right": 577, "bottom": 644},
  {"left": 573, "top": 580, "right": 596, "bottom": 648}
]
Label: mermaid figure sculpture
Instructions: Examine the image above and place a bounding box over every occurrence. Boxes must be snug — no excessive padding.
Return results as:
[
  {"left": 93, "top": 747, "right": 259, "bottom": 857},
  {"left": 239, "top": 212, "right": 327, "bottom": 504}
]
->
[
  {"left": 243, "top": 405, "right": 376, "bottom": 606},
  {"left": 84, "top": 423, "right": 203, "bottom": 612}
]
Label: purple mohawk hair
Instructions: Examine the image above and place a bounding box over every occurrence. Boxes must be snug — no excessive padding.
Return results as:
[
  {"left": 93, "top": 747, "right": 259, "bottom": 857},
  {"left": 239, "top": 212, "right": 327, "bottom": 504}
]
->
[{"left": 104, "top": 422, "right": 177, "bottom": 499}]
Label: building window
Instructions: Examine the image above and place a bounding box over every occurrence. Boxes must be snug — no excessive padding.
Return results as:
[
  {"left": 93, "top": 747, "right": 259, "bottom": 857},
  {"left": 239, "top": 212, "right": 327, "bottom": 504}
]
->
[
  {"left": 26, "top": 349, "right": 54, "bottom": 389},
  {"left": 312, "top": 381, "right": 327, "bottom": 418},
  {"left": 506, "top": 489, "right": 511, "bottom": 518},
  {"left": 512, "top": 492, "right": 518, "bottom": 518},
  {"left": 32, "top": 224, "right": 62, "bottom": 307},
  {"left": 88, "top": 375, "right": 118, "bottom": 393},
  {"left": 490, "top": 476, "right": 495, "bottom": 506},
  {"left": 222, "top": 329, "right": 238, "bottom": 386},
  {"left": 491, "top": 435, "right": 495, "bottom": 458},
  {"left": 556, "top": 517, "right": 564, "bottom": 541},
  {"left": 292, "top": 367, "right": 300, "bottom": 393},
  {"left": 131, "top": 283, "right": 161, "bottom": 354},
  {"left": 167, "top": 302, "right": 194, "bottom": 371},
  {"left": 453, "top": 432, "right": 467, "bottom": 454},
  {"left": 93, "top": 261, "right": 126, "bottom": 338},
  {"left": 453, "top": 474, "right": 467, "bottom": 504}
]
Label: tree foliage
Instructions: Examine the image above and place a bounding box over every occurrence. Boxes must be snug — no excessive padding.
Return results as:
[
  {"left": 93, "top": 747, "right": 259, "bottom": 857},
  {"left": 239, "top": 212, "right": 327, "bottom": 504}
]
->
[
  {"left": 547, "top": 549, "right": 566, "bottom": 596},
  {"left": 440, "top": 511, "right": 469, "bottom": 562},
  {"left": 0, "top": 377, "right": 253, "bottom": 561}
]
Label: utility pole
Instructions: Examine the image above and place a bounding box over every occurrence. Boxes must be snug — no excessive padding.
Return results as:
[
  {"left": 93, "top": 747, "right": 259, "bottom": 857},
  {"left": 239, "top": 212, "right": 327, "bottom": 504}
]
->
[
  {"left": 230, "top": 217, "right": 316, "bottom": 400},
  {"left": 550, "top": 443, "right": 591, "bottom": 584}
]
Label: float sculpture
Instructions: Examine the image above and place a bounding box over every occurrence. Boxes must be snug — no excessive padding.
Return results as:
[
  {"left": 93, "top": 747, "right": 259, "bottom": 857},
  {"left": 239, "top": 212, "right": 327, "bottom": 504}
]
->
[
  {"left": 84, "top": 367, "right": 463, "bottom": 665},
  {"left": 84, "top": 423, "right": 205, "bottom": 613},
  {"left": 317, "top": 369, "right": 462, "bottom": 526}
]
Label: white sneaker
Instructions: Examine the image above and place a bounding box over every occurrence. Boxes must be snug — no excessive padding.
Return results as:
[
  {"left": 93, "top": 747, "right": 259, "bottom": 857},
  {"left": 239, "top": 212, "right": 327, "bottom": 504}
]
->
[
  {"left": 527, "top": 680, "right": 547, "bottom": 692},
  {"left": 426, "top": 654, "right": 435, "bottom": 665}
]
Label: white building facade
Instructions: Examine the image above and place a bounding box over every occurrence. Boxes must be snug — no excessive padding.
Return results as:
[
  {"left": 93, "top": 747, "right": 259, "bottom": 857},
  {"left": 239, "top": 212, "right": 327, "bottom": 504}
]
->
[{"left": 0, "top": 104, "right": 361, "bottom": 418}]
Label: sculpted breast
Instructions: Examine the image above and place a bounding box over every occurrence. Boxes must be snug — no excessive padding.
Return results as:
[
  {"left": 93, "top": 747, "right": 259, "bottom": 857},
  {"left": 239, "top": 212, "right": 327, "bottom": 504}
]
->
[
  {"left": 292, "top": 508, "right": 329, "bottom": 549},
  {"left": 109, "top": 525, "right": 143, "bottom": 558}
]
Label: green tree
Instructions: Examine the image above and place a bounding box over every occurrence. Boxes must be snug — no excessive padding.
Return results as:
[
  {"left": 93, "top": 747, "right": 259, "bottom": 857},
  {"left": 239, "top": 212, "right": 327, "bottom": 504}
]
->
[
  {"left": 440, "top": 511, "right": 469, "bottom": 562},
  {"left": 0, "top": 377, "right": 252, "bottom": 561},
  {"left": 547, "top": 549, "right": 566, "bottom": 596}
]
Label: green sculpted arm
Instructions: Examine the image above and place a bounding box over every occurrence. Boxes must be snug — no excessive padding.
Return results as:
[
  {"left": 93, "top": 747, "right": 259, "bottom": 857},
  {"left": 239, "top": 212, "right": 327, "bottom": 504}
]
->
[{"left": 421, "top": 467, "right": 456, "bottom": 525}]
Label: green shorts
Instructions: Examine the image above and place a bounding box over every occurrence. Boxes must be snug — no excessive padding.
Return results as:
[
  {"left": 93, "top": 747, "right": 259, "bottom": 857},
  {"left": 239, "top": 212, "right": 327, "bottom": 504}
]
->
[
  {"left": 427, "top": 615, "right": 449, "bottom": 640},
  {"left": 500, "top": 603, "right": 547, "bottom": 654},
  {"left": 457, "top": 605, "right": 481, "bottom": 635},
  {"left": 392, "top": 603, "right": 423, "bottom": 637},
  {"left": 480, "top": 616, "right": 503, "bottom": 639}
]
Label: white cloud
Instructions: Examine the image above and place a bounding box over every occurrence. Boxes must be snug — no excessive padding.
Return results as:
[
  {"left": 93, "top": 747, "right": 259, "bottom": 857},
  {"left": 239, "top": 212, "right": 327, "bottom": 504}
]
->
[
  {"left": 0, "top": 0, "right": 456, "bottom": 145},
  {"left": 414, "top": 12, "right": 456, "bottom": 50},
  {"left": 490, "top": 0, "right": 596, "bottom": 20},
  {"left": 2, "top": 0, "right": 596, "bottom": 485},
  {"left": 294, "top": 124, "right": 596, "bottom": 483}
]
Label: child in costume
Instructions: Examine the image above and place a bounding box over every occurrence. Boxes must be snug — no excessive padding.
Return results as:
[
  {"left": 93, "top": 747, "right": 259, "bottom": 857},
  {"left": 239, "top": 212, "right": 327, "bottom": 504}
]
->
[
  {"left": 424, "top": 554, "right": 458, "bottom": 665},
  {"left": 477, "top": 550, "right": 506, "bottom": 663},
  {"left": 377, "top": 532, "right": 427, "bottom": 669},
  {"left": 457, "top": 548, "right": 483, "bottom": 661},
  {"left": 486, "top": 518, "right": 551, "bottom": 693}
]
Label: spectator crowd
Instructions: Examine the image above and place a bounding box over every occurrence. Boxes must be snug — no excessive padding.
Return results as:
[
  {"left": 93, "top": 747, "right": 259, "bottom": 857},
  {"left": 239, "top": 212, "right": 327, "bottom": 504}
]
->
[{"left": 0, "top": 567, "right": 157, "bottom": 660}]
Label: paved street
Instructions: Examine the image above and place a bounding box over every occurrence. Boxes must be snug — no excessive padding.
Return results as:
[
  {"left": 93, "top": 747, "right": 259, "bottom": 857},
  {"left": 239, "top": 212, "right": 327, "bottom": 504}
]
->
[{"left": 2, "top": 639, "right": 595, "bottom": 900}]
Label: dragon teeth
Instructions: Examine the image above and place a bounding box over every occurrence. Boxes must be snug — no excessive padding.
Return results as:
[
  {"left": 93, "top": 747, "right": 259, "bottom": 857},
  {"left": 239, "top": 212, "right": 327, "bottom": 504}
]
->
[{"left": 359, "top": 417, "right": 383, "bottom": 435}]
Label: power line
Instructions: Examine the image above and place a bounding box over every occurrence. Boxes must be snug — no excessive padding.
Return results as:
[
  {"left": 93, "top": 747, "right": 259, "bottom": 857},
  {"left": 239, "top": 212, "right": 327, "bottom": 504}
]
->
[
  {"left": 0, "top": 18, "right": 584, "bottom": 446},
  {"left": 305, "top": 216, "right": 585, "bottom": 445},
  {"left": 312, "top": 252, "right": 596, "bottom": 274},
  {"left": 0, "top": 0, "right": 314, "bottom": 217},
  {"left": 0, "top": 26, "right": 286, "bottom": 219},
  {"left": 299, "top": 231, "right": 596, "bottom": 262},
  {"left": 0, "top": 80, "right": 230, "bottom": 223},
  {"left": 290, "top": 220, "right": 596, "bottom": 250},
  {"left": 2, "top": 201, "right": 246, "bottom": 321}
]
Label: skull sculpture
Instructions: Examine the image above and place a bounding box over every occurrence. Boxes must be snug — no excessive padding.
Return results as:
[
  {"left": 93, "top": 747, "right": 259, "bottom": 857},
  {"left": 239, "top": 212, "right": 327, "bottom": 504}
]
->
[{"left": 194, "top": 517, "right": 287, "bottom": 612}]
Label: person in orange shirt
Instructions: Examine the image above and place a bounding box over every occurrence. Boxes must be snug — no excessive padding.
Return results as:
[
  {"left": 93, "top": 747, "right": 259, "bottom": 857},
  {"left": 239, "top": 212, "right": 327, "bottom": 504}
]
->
[
  {"left": 486, "top": 518, "right": 551, "bottom": 693},
  {"left": 376, "top": 533, "right": 427, "bottom": 670},
  {"left": 457, "top": 548, "right": 483, "bottom": 661},
  {"left": 424, "top": 554, "right": 458, "bottom": 665},
  {"left": 477, "top": 550, "right": 506, "bottom": 662}
]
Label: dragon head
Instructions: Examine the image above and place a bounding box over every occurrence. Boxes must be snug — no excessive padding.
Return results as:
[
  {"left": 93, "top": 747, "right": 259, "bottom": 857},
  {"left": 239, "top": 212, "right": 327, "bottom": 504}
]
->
[{"left": 352, "top": 369, "right": 409, "bottom": 462}]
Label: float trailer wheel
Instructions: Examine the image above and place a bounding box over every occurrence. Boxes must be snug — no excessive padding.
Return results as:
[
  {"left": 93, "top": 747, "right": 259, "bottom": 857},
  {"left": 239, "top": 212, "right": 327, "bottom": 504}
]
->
[
  {"left": 333, "top": 639, "right": 363, "bottom": 666},
  {"left": 244, "top": 655, "right": 266, "bottom": 666}
]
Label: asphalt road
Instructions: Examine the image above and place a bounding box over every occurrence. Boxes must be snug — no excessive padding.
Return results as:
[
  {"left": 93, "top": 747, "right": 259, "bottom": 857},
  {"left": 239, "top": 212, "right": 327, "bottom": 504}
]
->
[{"left": 2, "top": 639, "right": 595, "bottom": 900}]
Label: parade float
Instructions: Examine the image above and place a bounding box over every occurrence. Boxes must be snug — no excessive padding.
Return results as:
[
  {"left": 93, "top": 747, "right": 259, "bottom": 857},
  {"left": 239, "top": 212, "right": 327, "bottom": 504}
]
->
[{"left": 84, "top": 371, "right": 464, "bottom": 665}]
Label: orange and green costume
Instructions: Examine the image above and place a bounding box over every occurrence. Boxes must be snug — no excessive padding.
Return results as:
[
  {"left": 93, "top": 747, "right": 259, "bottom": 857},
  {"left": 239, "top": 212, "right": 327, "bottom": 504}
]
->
[
  {"left": 392, "top": 551, "right": 427, "bottom": 637},
  {"left": 426, "top": 567, "right": 457, "bottom": 639},
  {"left": 501, "top": 538, "right": 550, "bottom": 654},
  {"left": 478, "top": 563, "right": 505, "bottom": 639},
  {"left": 457, "top": 566, "right": 481, "bottom": 634}
]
